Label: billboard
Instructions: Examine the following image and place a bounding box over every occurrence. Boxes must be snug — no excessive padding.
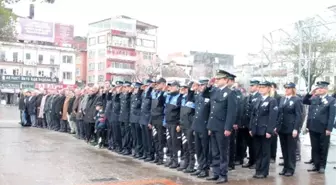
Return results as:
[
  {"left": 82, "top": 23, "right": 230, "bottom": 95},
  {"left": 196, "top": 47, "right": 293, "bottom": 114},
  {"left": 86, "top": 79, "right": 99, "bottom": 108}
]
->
[
  {"left": 54, "top": 23, "right": 74, "bottom": 46},
  {"left": 16, "top": 18, "right": 54, "bottom": 42}
]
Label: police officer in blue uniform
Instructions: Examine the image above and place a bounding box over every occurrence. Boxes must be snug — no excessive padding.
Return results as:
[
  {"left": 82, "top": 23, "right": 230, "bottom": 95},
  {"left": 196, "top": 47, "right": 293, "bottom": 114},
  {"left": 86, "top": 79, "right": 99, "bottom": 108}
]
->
[
  {"left": 165, "top": 81, "right": 183, "bottom": 169},
  {"left": 275, "top": 82, "right": 303, "bottom": 176},
  {"left": 150, "top": 78, "right": 167, "bottom": 165},
  {"left": 105, "top": 86, "right": 114, "bottom": 150},
  {"left": 130, "top": 82, "right": 143, "bottom": 158},
  {"left": 178, "top": 82, "right": 196, "bottom": 173},
  {"left": 205, "top": 70, "right": 237, "bottom": 184},
  {"left": 270, "top": 82, "right": 282, "bottom": 163},
  {"left": 111, "top": 81, "right": 123, "bottom": 153},
  {"left": 303, "top": 81, "right": 336, "bottom": 174},
  {"left": 191, "top": 78, "right": 211, "bottom": 178},
  {"left": 238, "top": 80, "right": 260, "bottom": 168},
  {"left": 250, "top": 81, "right": 278, "bottom": 179},
  {"left": 139, "top": 79, "right": 155, "bottom": 161},
  {"left": 119, "top": 81, "right": 133, "bottom": 155}
]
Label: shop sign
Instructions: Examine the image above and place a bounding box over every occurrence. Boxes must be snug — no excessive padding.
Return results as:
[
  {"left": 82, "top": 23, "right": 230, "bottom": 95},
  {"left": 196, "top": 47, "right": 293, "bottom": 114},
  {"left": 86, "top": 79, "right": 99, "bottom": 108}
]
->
[{"left": 0, "top": 75, "right": 59, "bottom": 83}]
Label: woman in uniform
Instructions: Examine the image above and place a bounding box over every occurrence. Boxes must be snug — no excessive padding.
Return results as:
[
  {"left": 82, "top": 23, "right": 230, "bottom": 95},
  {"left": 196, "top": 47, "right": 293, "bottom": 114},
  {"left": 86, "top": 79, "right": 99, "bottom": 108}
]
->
[
  {"left": 275, "top": 82, "right": 303, "bottom": 176},
  {"left": 249, "top": 81, "right": 278, "bottom": 179}
]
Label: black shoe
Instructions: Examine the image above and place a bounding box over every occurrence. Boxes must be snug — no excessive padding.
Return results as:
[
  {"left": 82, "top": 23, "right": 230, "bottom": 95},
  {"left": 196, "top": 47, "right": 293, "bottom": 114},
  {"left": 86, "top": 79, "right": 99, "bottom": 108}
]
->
[
  {"left": 242, "top": 163, "right": 253, "bottom": 168},
  {"left": 248, "top": 164, "right": 256, "bottom": 169},
  {"left": 304, "top": 159, "right": 313, "bottom": 164},
  {"left": 123, "top": 151, "right": 131, "bottom": 155},
  {"left": 144, "top": 157, "right": 154, "bottom": 162},
  {"left": 284, "top": 172, "right": 294, "bottom": 177},
  {"left": 216, "top": 177, "right": 228, "bottom": 184},
  {"left": 307, "top": 167, "right": 319, "bottom": 172},
  {"left": 255, "top": 174, "right": 267, "bottom": 179},
  {"left": 164, "top": 161, "right": 172, "bottom": 167},
  {"left": 279, "top": 156, "right": 283, "bottom": 159},
  {"left": 197, "top": 170, "right": 209, "bottom": 178},
  {"left": 191, "top": 170, "right": 201, "bottom": 176},
  {"left": 156, "top": 161, "right": 164, "bottom": 165},
  {"left": 150, "top": 158, "right": 159, "bottom": 163},
  {"left": 177, "top": 164, "right": 188, "bottom": 171},
  {"left": 139, "top": 155, "right": 147, "bottom": 160},
  {"left": 279, "top": 170, "right": 286, "bottom": 175},
  {"left": 184, "top": 168, "right": 196, "bottom": 173},
  {"left": 279, "top": 162, "right": 284, "bottom": 166},
  {"left": 169, "top": 163, "right": 179, "bottom": 169},
  {"left": 334, "top": 167, "right": 336, "bottom": 169},
  {"left": 206, "top": 176, "right": 219, "bottom": 181},
  {"left": 253, "top": 174, "right": 258, "bottom": 178},
  {"left": 228, "top": 166, "right": 235, "bottom": 171},
  {"left": 318, "top": 168, "right": 325, "bottom": 174}
]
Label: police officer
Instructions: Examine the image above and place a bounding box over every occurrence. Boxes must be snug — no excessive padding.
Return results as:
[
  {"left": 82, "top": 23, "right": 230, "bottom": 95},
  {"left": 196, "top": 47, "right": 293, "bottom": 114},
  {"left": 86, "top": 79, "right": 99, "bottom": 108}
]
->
[
  {"left": 191, "top": 79, "right": 211, "bottom": 178},
  {"left": 238, "top": 80, "right": 260, "bottom": 168},
  {"left": 250, "top": 81, "right": 278, "bottom": 179},
  {"left": 130, "top": 82, "right": 144, "bottom": 158},
  {"left": 111, "top": 81, "right": 123, "bottom": 153},
  {"left": 205, "top": 70, "right": 237, "bottom": 184},
  {"left": 303, "top": 81, "right": 336, "bottom": 174},
  {"left": 105, "top": 87, "right": 114, "bottom": 150},
  {"left": 227, "top": 73, "right": 242, "bottom": 171},
  {"left": 150, "top": 78, "right": 167, "bottom": 165},
  {"left": 275, "top": 82, "right": 302, "bottom": 176},
  {"left": 165, "top": 81, "right": 183, "bottom": 169},
  {"left": 178, "top": 82, "right": 196, "bottom": 173},
  {"left": 270, "top": 82, "right": 282, "bottom": 163},
  {"left": 119, "top": 81, "right": 133, "bottom": 155},
  {"left": 139, "top": 79, "right": 155, "bottom": 161}
]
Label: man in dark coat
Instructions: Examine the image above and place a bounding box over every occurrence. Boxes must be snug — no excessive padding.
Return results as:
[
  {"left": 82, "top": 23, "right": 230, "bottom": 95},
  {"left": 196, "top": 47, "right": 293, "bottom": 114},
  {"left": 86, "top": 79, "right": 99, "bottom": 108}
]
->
[
  {"left": 18, "top": 91, "right": 26, "bottom": 125},
  {"left": 35, "top": 90, "right": 44, "bottom": 128},
  {"left": 83, "top": 86, "right": 102, "bottom": 143},
  {"left": 27, "top": 91, "right": 37, "bottom": 127},
  {"left": 119, "top": 81, "right": 133, "bottom": 155},
  {"left": 270, "top": 82, "right": 282, "bottom": 163}
]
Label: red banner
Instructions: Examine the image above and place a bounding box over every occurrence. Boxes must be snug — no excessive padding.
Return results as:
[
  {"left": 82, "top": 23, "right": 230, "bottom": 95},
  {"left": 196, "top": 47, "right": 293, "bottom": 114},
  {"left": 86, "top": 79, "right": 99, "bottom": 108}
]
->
[{"left": 54, "top": 23, "right": 74, "bottom": 46}]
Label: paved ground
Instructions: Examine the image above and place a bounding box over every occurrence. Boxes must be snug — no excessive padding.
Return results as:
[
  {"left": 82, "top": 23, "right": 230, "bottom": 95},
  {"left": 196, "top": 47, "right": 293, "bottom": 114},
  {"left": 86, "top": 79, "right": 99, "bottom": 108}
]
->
[{"left": 1, "top": 106, "right": 336, "bottom": 185}]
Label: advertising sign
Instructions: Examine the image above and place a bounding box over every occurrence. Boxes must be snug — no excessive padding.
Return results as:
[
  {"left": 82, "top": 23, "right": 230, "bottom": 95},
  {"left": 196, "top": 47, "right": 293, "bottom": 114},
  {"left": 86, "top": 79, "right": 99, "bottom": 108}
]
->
[
  {"left": 16, "top": 18, "right": 54, "bottom": 42},
  {"left": 1, "top": 75, "right": 59, "bottom": 83},
  {"left": 54, "top": 23, "right": 74, "bottom": 46},
  {"left": 110, "top": 18, "right": 136, "bottom": 36}
]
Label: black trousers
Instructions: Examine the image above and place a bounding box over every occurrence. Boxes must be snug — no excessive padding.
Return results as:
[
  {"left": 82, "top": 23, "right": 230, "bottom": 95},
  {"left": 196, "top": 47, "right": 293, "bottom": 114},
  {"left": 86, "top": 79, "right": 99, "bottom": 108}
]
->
[
  {"left": 195, "top": 131, "right": 210, "bottom": 171},
  {"left": 76, "top": 120, "right": 85, "bottom": 139},
  {"left": 141, "top": 124, "right": 154, "bottom": 158},
  {"left": 112, "top": 122, "right": 122, "bottom": 150},
  {"left": 210, "top": 131, "right": 230, "bottom": 178},
  {"left": 50, "top": 115, "right": 60, "bottom": 131},
  {"left": 270, "top": 135, "right": 278, "bottom": 160},
  {"left": 60, "top": 120, "right": 68, "bottom": 133},
  {"left": 37, "top": 118, "right": 43, "bottom": 128},
  {"left": 131, "top": 123, "right": 143, "bottom": 155},
  {"left": 181, "top": 128, "right": 196, "bottom": 169},
  {"left": 84, "top": 122, "right": 95, "bottom": 142},
  {"left": 42, "top": 115, "right": 48, "bottom": 129},
  {"left": 279, "top": 133, "right": 297, "bottom": 173},
  {"left": 152, "top": 120, "right": 166, "bottom": 161},
  {"left": 106, "top": 119, "right": 114, "bottom": 148},
  {"left": 97, "top": 127, "right": 107, "bottom": 146},
  {"left": 167, "top": 124, "right": 180, "bottom": 165},
  {"left": 229, "top": 130, "right": 237, "bottom": 168},
  {"left": 310, "top": 130, "right": 330, "bottom": 169},
  {"left": 121, "top": 122, "right": 132, "bottom": 152},
  {"left": 254, "top": 135, "right": 271, "bottom": 176},
  {"left": 165, "top": 126, "right": 172, "bottom": 157}
]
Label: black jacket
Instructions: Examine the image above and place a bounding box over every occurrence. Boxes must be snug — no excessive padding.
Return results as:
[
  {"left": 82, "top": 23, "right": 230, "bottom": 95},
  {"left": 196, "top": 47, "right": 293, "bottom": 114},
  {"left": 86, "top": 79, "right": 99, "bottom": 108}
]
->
[{"left": 83, "top": 92, "right": 102, "bottom": 123}]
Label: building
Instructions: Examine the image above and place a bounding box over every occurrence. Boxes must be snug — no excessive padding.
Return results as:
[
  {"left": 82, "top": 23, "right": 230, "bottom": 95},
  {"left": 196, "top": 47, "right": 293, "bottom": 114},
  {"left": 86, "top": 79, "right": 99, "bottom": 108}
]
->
[
  {"left": 0, "top": 41, "right": 76, "bottom": 101},
  {"left": 73, "top": 36, "right": 87, "bottom": 86},
  {"left": 87, "top": 15, "right": 158, "bottom": 84},
  {"left": 164, "top": 52, "right": 194, "bottom": 78}
]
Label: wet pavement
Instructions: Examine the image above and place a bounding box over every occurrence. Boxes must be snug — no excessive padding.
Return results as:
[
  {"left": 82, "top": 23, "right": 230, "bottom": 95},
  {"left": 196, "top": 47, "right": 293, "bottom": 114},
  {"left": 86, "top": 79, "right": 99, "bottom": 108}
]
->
[{"left": 1, "top": 106, "right": 336, "bottom": 185}]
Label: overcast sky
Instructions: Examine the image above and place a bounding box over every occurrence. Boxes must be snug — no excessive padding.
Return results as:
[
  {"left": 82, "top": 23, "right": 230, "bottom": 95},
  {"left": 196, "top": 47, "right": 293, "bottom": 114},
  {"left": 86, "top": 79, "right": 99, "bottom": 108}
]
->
[{"left": 8, "top": 0, "right": 336, "bottom": 63}]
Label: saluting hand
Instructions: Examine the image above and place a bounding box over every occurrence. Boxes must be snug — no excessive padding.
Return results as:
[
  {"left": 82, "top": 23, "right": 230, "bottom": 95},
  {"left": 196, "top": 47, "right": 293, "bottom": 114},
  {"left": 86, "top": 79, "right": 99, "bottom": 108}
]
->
[
  {"left": 266, "top": 133, "right": 271, "bottom": 139},
  {"left": 224, "top": 130, "right": 231, "bottom": 137}
]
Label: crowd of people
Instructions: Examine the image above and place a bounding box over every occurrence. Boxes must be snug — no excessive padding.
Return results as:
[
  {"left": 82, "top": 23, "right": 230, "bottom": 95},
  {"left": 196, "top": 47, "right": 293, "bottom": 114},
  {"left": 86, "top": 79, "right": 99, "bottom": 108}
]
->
[{"left": 18, "top": 69, "right": 336, "bottom": 184}]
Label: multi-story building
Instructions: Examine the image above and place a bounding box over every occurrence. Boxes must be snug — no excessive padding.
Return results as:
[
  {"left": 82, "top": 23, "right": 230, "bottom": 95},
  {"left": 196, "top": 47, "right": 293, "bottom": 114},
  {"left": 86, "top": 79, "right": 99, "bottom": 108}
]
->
[
  {"left": 73, "top": 36, "right": 87, "bottom": 86},
  {"left": 0, "top": 41, "right": 76, "bottom": 94},
  {"left": 164, "top": 52, "right": 194, "bottom": 78},
  {"left": 87, "top": 15, "right": 158, "bottom": 84}
]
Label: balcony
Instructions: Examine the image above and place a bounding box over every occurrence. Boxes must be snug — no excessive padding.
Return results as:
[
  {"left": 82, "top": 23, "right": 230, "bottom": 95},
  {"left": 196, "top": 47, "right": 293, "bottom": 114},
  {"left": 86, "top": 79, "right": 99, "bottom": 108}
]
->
[
  {"left": 106, "top": 67, "right": 135, "bottom": 75},
  {"left": 0, "top": 59, "right": 24, "bottom": 65},
  {"left": 0, "top": 75, "right": 59, "bottom": 83}
]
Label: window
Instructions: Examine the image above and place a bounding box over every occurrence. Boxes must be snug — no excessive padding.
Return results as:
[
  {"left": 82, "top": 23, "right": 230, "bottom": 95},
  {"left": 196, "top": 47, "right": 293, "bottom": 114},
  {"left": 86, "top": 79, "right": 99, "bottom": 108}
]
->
[
  {"left": 112, "top": 36, "right": 133, "bottom": 48},
  {"left": 62, "top": 72, "right": 72, "bottom": 80},
  {"left": 98, "top": 62, "right": 104, "bottom": 70},
  {"left": 38, "top": 54, "right": 43, "bottom": 63},
  {"left": 25, "top": 70, "right": 32, "bottom": 76},
  {"left": 26, "top": 53, "right": 31, "bottom": 60},
  {"left": 143, "top": 52, "right": 153, "bottom": 60},
  {"left": 0, "top": 68, "right": 6, "bottom": 75},
  {"left": 13, "top": 68, "right": 19, "bottom": 75},
  {"left": 62, "top": 55, "right": 73, "bottom": 64},
  {"left": 98, "top": 75, "right": 104, "bottom": 82},
  {"left": 0, "top": 51, "right": 5, "bottom": 61},
  {"left": 142, "top": 40, "right": 155, "bottom": 48},
  {"left": 76, "top": 68, "right": 80, "bottom": 76},
  {"left": 88, "top": 76, "right": 93, "bottom": 83},
  {"left": 136, "top": 39, "right": 142, "bottom": 46},
  {"left": 112, "top": 62, "right": 134, "bottom": 69},
  {"left": 89, "top": 37, "right": 96, "bottom": 45},
  {"left": 98, "top": 49, "right": 105, "bottom": 57},
  {"left": 88, "top": 50, "right": 95, "bottom": 59},
  {"left": 98, "top": 35, "right": 106, "bottom": 44},
  {"left": 89, "top": 63, "right": 95, "bottom": 71},
  {"left": 38, "top": 70, "right": 44, "bottom": 77},
  {"left": 13, "top": 52, "right": 18, "bottom": 62},
  {"left": 50, "top": 55, "right": 55, "bottom": 64}
]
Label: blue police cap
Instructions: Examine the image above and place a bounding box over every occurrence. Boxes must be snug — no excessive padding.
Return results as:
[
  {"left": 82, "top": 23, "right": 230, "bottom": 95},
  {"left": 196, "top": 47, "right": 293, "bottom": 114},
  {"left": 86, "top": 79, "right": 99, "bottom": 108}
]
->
[
  {"left": 198, "top": 78, "right": 209, "bottom": 85},
  {"left": 259, "top": 81, "right": 272, "bottom": 87},
  {"left": 215, "top": 69, "right": 230, "bottom": 79},
  {"left": 123, "top": 81, "right": 131, "bottom": 86},
  {"left": 171, "top": 81, "right": 180, "bottom": 87},
  {"left": 316, "top": 81, "right": 329, "bottom": 88},
  {"left": 250, "top": 80, "right": 260, "bottom": 86},
  {"left": 132, "top": 82, "right": 143, "bottom": 88},
  {"left": 284, "top": 82, "right": 296, "bottom": 88},
  {"left": 144, "top": 79, "right": 154, "bottom": 85},
  {"left": 115, "top": 81, "right": 123, "bottom": 86},
  {"left": 157, "top": 77, "right": 166, "bottom": 84}
]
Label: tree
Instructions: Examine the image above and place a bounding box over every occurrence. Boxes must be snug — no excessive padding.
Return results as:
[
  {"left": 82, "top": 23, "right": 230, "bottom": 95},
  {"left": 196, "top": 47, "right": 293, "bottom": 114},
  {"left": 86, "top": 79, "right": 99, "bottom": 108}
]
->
[
  {"left": 0, "top": 0, "right": 16, "bottom": 41},
  {"left": 133, "top": 58, "right": 161, "bottom": 82},
  {"left": 278, "top": 17, "right": 336, "bottom": 91}
]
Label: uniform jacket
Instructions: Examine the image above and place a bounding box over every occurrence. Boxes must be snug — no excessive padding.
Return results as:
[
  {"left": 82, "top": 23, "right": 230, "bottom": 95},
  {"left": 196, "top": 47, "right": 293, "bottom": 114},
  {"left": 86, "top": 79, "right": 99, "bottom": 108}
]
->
[
  {"left": 303, "top": 93, "right": 336, "bottom": 133},
  {"left": 104, "top": 92, "right": 113, "bottom": 122},
  {"left": 110, "top": 93, "right": 121, "bottom": 123},
  {"left": 139, "top": 87, "right": 153, "bottom": 125},
  {"left": 164, "top": 91, "right": 183, "bottom": 125},
  {"left": 276, "top": 96, "right": 303, "bottom": 134},
  {"left": 204, "top": 86, "right": 237, "bottom": 132},
  {"left": 250, "top": 96, "right": 278, "bottom": 136},
  {"left": 180, "top": 91, "right": 196, "bottom": 129},
  {"left": 150, "top": 90, "right": 166, "bottom": 123},
  {"left": 119, "top": 92, "right": 132, "bottom": 123},
  {"left": 130, "top": 90, "right": 143, "bottom": 123},
  {"left": 232, "top": 88, "right": 243, "bottom": 127},
  {"left": 192, "top": 92, "right": 210, "bottom": 133},
  {"left": 241, "top": 92, "right": 260, "bottom": 128}
]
